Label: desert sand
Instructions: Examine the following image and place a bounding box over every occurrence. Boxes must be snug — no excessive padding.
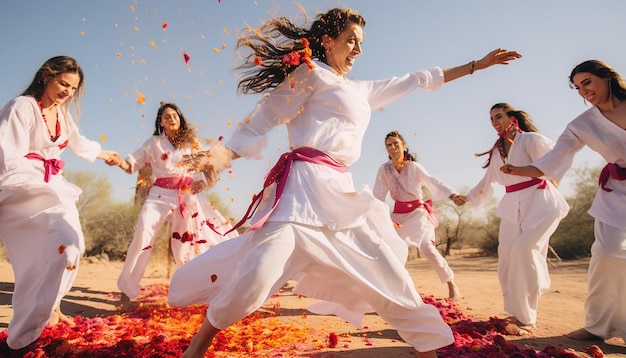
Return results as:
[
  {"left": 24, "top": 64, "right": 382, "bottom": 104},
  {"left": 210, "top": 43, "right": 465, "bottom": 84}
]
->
[{"left": 1, "top": 248, "right": 625, "bottom": 357}]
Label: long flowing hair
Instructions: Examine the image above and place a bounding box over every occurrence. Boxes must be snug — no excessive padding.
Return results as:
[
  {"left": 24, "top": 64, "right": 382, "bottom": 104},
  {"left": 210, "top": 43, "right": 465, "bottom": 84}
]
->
[
  {"left": 153, "top": 102, "right": 199, "bottom": 149},
  {"left": 569, "top": 60, "right": 626, "bottom": 101},
  {"left": 21, "top": 56, "right": 85, "bottom": 122},
  {"left": 236, "top": 8, "right": 365, "bottom": 94},
  {"left": 475, "top": 103, "right": 538, "bottom": 168}
]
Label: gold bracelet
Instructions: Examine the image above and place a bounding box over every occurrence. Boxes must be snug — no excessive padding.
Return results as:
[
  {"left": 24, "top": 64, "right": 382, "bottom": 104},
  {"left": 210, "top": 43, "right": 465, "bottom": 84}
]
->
[{"left": 469, "top": 60, "right": 476, "bottom": 75}]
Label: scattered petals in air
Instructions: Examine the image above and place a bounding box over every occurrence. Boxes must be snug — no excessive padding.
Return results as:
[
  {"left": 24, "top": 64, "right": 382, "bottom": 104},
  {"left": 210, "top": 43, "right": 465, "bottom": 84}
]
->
[
  {"left": 100, "top": 135, "right": 106, "bottom": 143},
  {"left": 133, "top": 26, "right": 139, "bottom": 32},
  {"left": 211, "top": 274, "right": 218, "bottom": 283},
  {"left": 58, "top": 245, "right": 66, "bottom": 254},
  {"left": 79, "top": 31, "right": 85, "bottom": 35},
  {"left": 162, "top": 21, "right": 168, "bottom": 30},
  {"left": 134, "top": 89, "right": 146, "bottom": 104},
  {"left": 213, "top": 48, "right": 221, "bottom": 53},
  {"left": 222, "top": 43, "right": 227, "bottom": 49},
  {"left": 183, "top": 51, "right": 191, "bottom": 65},
  {"left": 254, "top": 56, "right": 263, "bottom": 66},
  {"left": 66, "top": 265, "right": 77, "bottom": 271},
  {"left": 116, "top": 52, "right": 121, "bottom": 58},
  {"left": 161, "top": 153, "right": 169, "bottom": 160},
  {"left": 129, "top": 5, "right": 134, "bottom": 11},
  {"left": 149, "top": 41, "right": 155, "bottom": 47}
]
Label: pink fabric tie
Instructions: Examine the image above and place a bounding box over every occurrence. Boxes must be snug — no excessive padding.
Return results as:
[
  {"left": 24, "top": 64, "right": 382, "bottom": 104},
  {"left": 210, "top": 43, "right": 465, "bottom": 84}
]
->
[
  {"left": 505, "top": 178, "right": 547, "bottom": 193},
  {"left": 393, "top": 198, "right": 439, "bottom": 228},
  {"left": 25, "top": 153, "right": 65, "bottom": 182},
  {"left": 598, "top": 163, "right": 626, "bottom": 192},
  {"left": 153, "top": 176, "right": 193, "bottom": 217},
  {"left": 225, "top": 147, "right": 348, "bottom": 235}
]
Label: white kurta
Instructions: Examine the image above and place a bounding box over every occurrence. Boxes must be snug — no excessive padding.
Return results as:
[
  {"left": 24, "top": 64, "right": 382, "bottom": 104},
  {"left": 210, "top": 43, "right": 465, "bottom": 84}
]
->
[
  {"left": 532, "top": 106, "right": 626, "bottom": 339},
  {"left": 373, "top": 161, "right": 456, "bottom": 283},
  {"left": 0, "top": 96, "right": 101, "bottom": 349},
  {"left": 117, "top": 135, "right": 237, "bottom": 299},
  {"left": 169, "top": 61, "right": 456, "bottom": 352},
  {"left": 466, "top": 131, "right": 569, "bottom": 325}
]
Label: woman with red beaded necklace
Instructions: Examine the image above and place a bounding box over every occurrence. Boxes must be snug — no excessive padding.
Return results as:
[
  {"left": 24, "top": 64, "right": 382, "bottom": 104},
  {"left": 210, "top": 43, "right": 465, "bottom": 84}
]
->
[{"left": 0, "top": 56, "right": 118, "bottom": 352}]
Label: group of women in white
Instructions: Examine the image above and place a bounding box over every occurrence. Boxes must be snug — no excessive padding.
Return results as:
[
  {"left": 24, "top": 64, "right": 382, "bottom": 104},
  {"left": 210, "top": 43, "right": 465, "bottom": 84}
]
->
[{"left": 0, "top": 6, "right": 624, "bottom": 357}]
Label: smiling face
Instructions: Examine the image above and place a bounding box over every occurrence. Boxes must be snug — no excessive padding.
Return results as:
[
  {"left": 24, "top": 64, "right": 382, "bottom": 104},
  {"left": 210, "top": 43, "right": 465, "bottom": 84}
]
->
[
  {"left": 160, "top": 107, "right": 181, "bottom": 136},
  {"left": 490, "top": 107, "right": 513, "bottom": 134},
  {"left": 42, "top": 72, "right": 81, "bottom": 107},
  {"left": 322, "top": 22, "right": 363, "bottom": 76},
  {"left": 385, "top": 135, "right": 406, "bottom": 161},
  {"left": 572, "top": 72, "right": 611, "bottom": 106}
]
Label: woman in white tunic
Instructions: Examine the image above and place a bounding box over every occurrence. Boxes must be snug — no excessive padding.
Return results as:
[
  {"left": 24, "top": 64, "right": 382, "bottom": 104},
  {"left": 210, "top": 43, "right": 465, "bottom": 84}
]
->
[
  {"left": 461, "top": 104, "right": 569, "bottom": 329},
  {"left": 373, "top": 130, "right": 465, "bottom": 300},
  {"left": 502, "top": 60, "right": 626, "bottom": 342},
  {"left": 108, "top": 102, "right": 238, "bottom": 302},
  {"left": 167, "top": 8, "right": 521, "bottom": 358},
  {"left": 0, "top": 56, "right": 118, "bottom": 351}
]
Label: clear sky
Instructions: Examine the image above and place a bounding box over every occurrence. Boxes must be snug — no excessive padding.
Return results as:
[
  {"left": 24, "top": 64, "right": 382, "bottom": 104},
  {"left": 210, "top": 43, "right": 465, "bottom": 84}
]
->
[{"left": 1, "top": 1, "right": 624, "bottom": 218}]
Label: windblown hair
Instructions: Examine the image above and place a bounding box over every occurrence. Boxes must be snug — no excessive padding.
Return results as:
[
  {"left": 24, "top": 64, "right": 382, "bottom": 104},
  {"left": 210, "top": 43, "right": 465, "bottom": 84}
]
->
[
  {"left": 21, "top": 56, "right": 85, "bottom": 121},
  {"left": 475, "top": 103, "right": 538, "bottom": 168},
  {"left": 385, "top": 130, "right": 417, "bottom": 162},
  {"left": 153, "top": 102, "right": 199, "bottom": 149},
  {"left": 236, "top": 8, "right": 366, "bottom": 94},
  {"left": 569, "top": 60, "right": 626, "bottom": 101}
]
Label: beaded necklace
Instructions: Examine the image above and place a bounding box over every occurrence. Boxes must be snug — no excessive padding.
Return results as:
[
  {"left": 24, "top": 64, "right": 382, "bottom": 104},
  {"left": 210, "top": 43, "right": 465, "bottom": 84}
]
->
[{"left": 37, "top": 99, "right": 61, "bottom": 141}]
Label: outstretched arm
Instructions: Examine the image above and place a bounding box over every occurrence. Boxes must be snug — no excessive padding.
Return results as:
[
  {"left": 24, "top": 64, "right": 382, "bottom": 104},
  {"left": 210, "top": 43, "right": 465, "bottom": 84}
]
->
[
  {"left": 500, "top": 164, "right": 544, "bottom": 177},
  {"left": 104, "top": 152, "right": 132, "bottom": 174},
  {"left": 442, "top": 48, "right": 522, "bottom": 83}
]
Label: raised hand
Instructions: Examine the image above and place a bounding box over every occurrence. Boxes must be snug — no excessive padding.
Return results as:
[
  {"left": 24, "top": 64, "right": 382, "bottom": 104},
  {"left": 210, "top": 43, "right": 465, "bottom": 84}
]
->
[{"left": 477, "top": 48, "right": 522, "bottom": 70}]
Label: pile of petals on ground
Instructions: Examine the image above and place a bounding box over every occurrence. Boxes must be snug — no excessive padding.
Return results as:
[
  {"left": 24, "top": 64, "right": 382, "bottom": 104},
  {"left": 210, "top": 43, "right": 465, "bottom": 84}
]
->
[{"left": 0, "top": 284, "right": 604, "bottom": 357}]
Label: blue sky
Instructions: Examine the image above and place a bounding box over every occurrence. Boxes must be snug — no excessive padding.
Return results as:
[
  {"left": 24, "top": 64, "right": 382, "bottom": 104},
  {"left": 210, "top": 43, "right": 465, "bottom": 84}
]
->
[{"left": 1, "top": 1, "right": 624, "bottom": 218}]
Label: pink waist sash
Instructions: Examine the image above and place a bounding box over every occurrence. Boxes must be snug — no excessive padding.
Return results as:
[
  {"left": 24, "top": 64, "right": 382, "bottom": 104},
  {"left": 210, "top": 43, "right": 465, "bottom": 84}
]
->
[
  {"left": 393, "top": 198, "right": 439, "bottom": 228},
  {"left": 505, "top": 178, "right": 546, "bottom": 193},
  {"left": 225, "top": 147, "right": 348, "bottom": 235},
  {"left": 599, "top": 163, "right": 626, "bottom": 192},
  {"left": 153, "top": 176, "right": 193, "bottom": 216},
  {"left": 25, "top": 153, "right": 65, "bottom": 183}
]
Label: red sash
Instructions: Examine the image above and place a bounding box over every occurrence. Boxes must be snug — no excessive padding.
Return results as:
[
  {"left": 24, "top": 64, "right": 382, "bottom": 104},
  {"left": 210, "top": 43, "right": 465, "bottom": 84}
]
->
[
  {"left": 393, "top": 198, "right": 439, "bottom": 228},
  {"left": 25, "top": 153, "right": 65, "bottom": 182},
  {"left": 505, "top": 178, "right": 546, "bottom": 193},
  {"left": 154, "top": 176, "right": 193, "bottom": 216},
  {"left": 598, "top": 163, "right": 626, "bottom": 192}
]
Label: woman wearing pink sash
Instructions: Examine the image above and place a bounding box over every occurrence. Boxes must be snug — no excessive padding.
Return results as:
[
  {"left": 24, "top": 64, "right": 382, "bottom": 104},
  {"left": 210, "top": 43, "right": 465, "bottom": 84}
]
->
[
  {"left": 109, "top": 102, "right": 237, "bottom": 303},
  {"left": 460, "top": 103, "right": 569, "bottom": 331},
  {"left": 0, "top": 56, "right": 119, "bottom": 351},
  {"left": 373, "top": 130, "right": 464, "bottom": 301},
  {"left": 502, "top": 60, "right": 626, "bottom": 342},
  {"left": 166, "top": 8, "right": 521, "bottom": 358}
]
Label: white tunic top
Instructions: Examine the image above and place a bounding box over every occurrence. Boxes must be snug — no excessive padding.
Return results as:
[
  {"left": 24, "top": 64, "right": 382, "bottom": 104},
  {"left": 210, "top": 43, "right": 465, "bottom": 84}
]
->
[
  {"left": 126, "top": 134, "right": 205, "bottom": 179},
  {"left": 226, "top": 61, "right": 444, "bottom": 229},
  {"left": 373, "top": 161, "right": 455, "bottom": 203},
  {"left": 533, "top": 106, "right": 626, "bottom": 230},
  {"left": 0, "top": 96, "right": 101, "bottom": 200},
  {"left": 466, "top": 131, "right": 569, "bottom": 225}
]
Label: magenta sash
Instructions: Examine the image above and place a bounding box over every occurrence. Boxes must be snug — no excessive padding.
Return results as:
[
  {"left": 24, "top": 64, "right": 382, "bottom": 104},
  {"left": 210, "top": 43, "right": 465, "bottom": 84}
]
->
[
  {"left": 154, "top": 176, "right": 193, "bottom": 216},
  {"left": 25, "top": 153, "right": 65, "bottom": 182},
  {"left": 225, "top": 147, "right": 348, "bottom": 235},
  {"left": 505, "top": 178, "right": 546, "bottom": 193},
  {"left": 393, "top": 198, "right": 439, "bottom": 228},
  {"left": 598, "top": 163, "right": 626, "bottom": 192}
]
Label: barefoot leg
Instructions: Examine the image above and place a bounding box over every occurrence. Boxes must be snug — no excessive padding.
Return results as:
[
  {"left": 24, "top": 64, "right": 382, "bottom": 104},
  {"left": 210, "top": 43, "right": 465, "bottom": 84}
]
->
[
  {"left": 182, "top": 317, "right": 221, "bottom": 358},
  {"left": 566, "top": 328, "right": 602, "bottom": 341},
  {"left": 415, "top": 349, "right": 438, "bottom": 358},
  {"left": 447, "top": 281, "right": 460, "bottom": 301},
  {"left": 48, "top": 306, "right": 74, "bottom": 326}
]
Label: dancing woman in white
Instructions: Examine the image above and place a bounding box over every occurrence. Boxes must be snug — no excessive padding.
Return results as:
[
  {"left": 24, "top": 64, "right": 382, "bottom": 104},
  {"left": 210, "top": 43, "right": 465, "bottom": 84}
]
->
[
  {"left": 502, "top": 60, "right": 626, "bottom": 342},
  {"left": 167, "top": 8, "right": 521, "bottom": 358},
  {"left": 373, "top": 130, "right": 464, "bottom": 300},
  {"left": 460, "top": 103, "right": 569, "bottom": 329},
  {"left": 108, "top": 102, "right": 237, "bottom": 302},
  {"left": 0, "top": 56, "right": 118, "bottom": 351}
]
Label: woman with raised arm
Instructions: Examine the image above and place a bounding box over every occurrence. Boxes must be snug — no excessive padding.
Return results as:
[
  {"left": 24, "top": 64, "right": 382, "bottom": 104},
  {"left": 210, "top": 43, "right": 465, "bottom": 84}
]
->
[
  {"left": 501, "top": 60, "right": 626, "bottom": 342},
  {"left": 0, "top": 56, "right": 118, "bottom": 352},
  {"left": 167, "top": 8, "right": 521, "bottom": 358},
  {"left": 460, "top": 103, "right": 569, "bottom": 332}
]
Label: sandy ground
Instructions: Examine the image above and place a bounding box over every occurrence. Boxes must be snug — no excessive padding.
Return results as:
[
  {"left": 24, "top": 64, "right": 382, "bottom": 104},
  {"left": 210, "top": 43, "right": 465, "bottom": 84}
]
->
[{"left": 1, "top": 248, "right": 625, "bottom": 357}]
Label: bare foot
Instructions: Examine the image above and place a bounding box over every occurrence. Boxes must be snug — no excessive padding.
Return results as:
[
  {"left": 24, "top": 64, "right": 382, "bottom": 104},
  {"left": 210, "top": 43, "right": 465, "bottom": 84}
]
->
[
  {"left": 414, "top": 349, "right": 438, "bottom": 358},
  {"left": 566, "top": 328, "right": 602, "bottom": 341},
  {"left": 182, "top": 317, "right": 221, "bottom": 358},
  {"left": 503, "top": 317, "right": 534, "bottom": 336},
  {"left": 48, "top": 306, "right": 74, "bottom": 326},
  {"left": 447, "top": 281, "right": 460, "bottom": 301},
  {"left": 117, "top": 292, "right": 134, "bottom": 310}
]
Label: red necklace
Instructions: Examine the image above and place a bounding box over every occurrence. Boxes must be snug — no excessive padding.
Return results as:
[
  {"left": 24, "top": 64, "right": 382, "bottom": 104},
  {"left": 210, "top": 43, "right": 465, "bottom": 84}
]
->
[{"left": 37, "top": 99, "right": 61, "bottom": 141}]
